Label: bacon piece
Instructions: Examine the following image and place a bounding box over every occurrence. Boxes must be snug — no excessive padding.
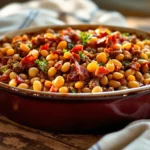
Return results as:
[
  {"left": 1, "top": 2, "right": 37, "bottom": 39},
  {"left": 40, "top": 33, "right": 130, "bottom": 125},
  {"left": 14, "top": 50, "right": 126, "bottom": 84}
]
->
[
  {"left": 54, "top": 60, "right": 63, "bottom": 69},
  {"left": 70, "top": 52, "right": 80, "bottom": 63},
  {"left": 0, "top": 74, "right": 9, "bottom": 82},
  {"left": 95, "top": 66, "right": 109, "bottom": 78},
  {"left": 71, "top": 45, "right": 83, "bottom": 53},
  {"left": 50, "top": 85, "right": 58, "bottom": 92},
  {"left": 40, "top": 43, "right": 50, "bottom": 51},
  {"left": 16, "top": 76, "right": 24, "bottom": 84},
  {"left": 131, "top": 62, "right": 141, "bottom": 71},
  {"left": 21, "top": 55, "right": 36, "bottom": 68},
  {"left": 67, "top": 61, "right": 90, "bottom": 82}
]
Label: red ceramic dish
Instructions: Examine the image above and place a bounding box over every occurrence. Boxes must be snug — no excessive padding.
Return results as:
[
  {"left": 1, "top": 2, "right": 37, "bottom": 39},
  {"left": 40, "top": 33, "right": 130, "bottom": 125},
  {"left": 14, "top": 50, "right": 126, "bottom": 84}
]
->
[{"left": 0, "top": 25, "right": 150, "bottom": 133}]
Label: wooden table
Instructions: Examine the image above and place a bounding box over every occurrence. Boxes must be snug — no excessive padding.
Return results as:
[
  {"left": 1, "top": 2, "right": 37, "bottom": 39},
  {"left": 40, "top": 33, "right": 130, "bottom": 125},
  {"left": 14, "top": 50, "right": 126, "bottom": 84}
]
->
[{"left": 0, "top": 116, "right": 101, "bottom": 150}]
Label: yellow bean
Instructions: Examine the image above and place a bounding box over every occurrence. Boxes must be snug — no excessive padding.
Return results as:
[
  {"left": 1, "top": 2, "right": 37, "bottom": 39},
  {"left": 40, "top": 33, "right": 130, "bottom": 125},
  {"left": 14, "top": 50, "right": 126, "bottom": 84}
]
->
[
  {"left": 61, "top": 62, "right": 71, "bottom": 72},
  {"left": 115, "top": 54, "right": 124, "bottom": 61},
  {"left": 96, "top": 52, "right": 107, "bottom": 63},
  {"left": 19, "top": 73, "right": 27, "bottom": 80},
  {"left": 18, "top": 83, "right": 29, "bottom": 89},
  {"left": 9, "top": 79, "right": 17, "bottom": 87},
  {"left": 128, "top": 81, "right": 140, "bottom": 88},
  {"left": 118, "top": 86, "right": 128, "bottom": 90},
  {"left": 106, "top": 61, "right": 115, "bottom": 72},
  {"left": 53, "top": 76, "right": 64, "bottom": 88},
  {"left": 127, "top": 75, "right": 136, "bottom": 81},
  {"left": 44, "top": 33, "right": 54, "bottom": 38},
  {"left": 48, "top": 67, "right": 57, "bottom": 77},
  {"left": 90, "top": 37, "right": 98, "bottom": 42},
  {"left": 59, "top": 86, "right": 69, "bottom": 93},
  {"left": 143, "top": 73, "right": 150, "bottom": 79},
  {"left": 122, "top": 43, "right": 132, "bottom": 50},
  {"left": 87, "top": 61, "right": 98, "bottom": 72},
  {"left": 135, "top": 71, "right": 144, "bottom": 81},
  {"left": 143, "top": 78, "right": 150, "bottom": 85},
  {"left": 113, "top": 44, "right": 121, "bottom": 50},
  {"left": 119, "top": 70, "right": 124, "bottom": 75},
  {"left": 20, "top": 43, "right": 30, "bottom": 53},
  {"left": 100, "top": 76, "right": 108, "bottom": 86},
  {"left": 108, "top": 80, "right": 121, "bottom": 88},
  {"left": 137, "top": 41, "right": 144, "bottom": 49},
  {"left": 13, "top": 54, "right": 20, "bottom": 60},
  {"left": 30, "top": 77, "right": 40, "bottom": 85},
  {"left": 125, "top": 69, "right": 135, "bottom": 77},
  {"left": 44, "top": 80, "right": 52, "bottom": 88},
  {"left": 9, "top": 72, "right": 17, "bottom": 79},
  {"left": 40, "top": 50, "right": 48, "bottom": 57},
  {"left": 111, "top": 59, "right": 122, "bottom": 69},
  {"left": 113, "top": 72, "right": 124, "bottom": 80},
  {"left": 28, "top": 67, "right": 39, "bottom": 77},
  {"left": 81, "top": 87, "right": 91, "bottom": 93},
  {"left": 107, "top": 74, "right": 113, "bottom": 80},
  {"left": 28, "top": 49, "right": 39, "bottom": 59},
  {"left": 7, "top": 48, "right": 15, "bottom": 56},
  {"left": 124, "top": 51, "right": 132, "bottom": 60},
  {"left": 50, "top": 53, "right": 58, "bottom": 60},
  {"left": 140, "top": 53, "right": 148, "bottom": 60},
  {"left": 92, "top": 86, "right": 103, "bottom": 93},
  {"left": 63, "top": 52, "right": 72, "bottom": 59},
  {"left": 33, "top": 80, "right": 42, "bottom": 91},
  {"left": 75, "top": 81, "right": 84, "bottom": 89},
  {"left": 57, "top": 41, "right": 67, "bottom": 49}
]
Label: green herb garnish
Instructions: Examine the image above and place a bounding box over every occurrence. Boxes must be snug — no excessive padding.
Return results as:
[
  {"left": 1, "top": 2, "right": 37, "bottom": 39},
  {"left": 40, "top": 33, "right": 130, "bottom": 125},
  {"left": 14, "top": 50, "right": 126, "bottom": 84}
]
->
[
  {"left": 122, "top": 33, "right": 130, "bottom": 36},
  {"left": 79, "top": 51, "right": 85, "bottom": 59},
  {"left": 70, "top": 87, "right": 76, "bottom": 93},
  {"left": 68, "top": 42, "right": 74, "bottom": 49},
  {"left": 80, "top": 32, "right": 91, "bottom": 46},
  {"left": 1, "top": 67, "right": 7, "bottom": 73},
  {"left": 35, "top": 58, "right": 48, "bottom": 72},
  {"left": 28, "top": 44, "right": 32, "bottom": 49},
  {"left": 123, "top": 61, "right": 130, "bottom": 67},
  {"left": 99, "top": 62, "right": 104, "bottom": 66},
  {"left": 62, "top": 49, "right": 68, "bottom": 53}
]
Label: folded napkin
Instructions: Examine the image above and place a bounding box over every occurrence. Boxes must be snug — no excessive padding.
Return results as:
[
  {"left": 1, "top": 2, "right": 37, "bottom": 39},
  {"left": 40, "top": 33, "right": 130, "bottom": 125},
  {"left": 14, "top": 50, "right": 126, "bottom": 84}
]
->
[
  {"left": 0, "top": 0, "right": 127, "bottom": 35},
  {"left": 89, "top": 120, "right": 150, "bottom": 150}
]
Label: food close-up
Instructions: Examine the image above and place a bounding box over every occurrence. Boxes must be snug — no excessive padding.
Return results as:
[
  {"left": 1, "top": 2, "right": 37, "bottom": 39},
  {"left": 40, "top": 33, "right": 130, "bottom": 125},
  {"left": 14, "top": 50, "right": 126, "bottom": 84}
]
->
[{"left": 0, "top": 26, "right": 150, "bottom": 94}]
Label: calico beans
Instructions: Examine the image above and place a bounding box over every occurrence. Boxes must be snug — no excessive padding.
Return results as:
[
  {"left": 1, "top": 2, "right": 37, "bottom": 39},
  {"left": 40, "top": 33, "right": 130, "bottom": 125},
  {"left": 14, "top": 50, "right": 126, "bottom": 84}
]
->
[{"left": 0, "top": 26, "right": 150, "bottom": 93}]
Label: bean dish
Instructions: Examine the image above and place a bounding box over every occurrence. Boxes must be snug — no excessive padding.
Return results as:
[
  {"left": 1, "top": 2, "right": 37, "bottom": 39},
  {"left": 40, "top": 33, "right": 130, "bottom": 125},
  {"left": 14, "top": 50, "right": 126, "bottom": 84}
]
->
[{"left": 0, "top": 26, "right": 150, "bottom": 93}]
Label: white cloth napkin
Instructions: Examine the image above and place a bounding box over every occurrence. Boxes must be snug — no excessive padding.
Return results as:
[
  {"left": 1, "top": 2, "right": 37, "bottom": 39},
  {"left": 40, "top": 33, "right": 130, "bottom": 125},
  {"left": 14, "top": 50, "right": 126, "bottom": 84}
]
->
[
  {"left": 89, "top": 120, "right": 150, "bottom": 150},
  {"left": 0, "top": 0, "right": 127, "bottom": 35}
]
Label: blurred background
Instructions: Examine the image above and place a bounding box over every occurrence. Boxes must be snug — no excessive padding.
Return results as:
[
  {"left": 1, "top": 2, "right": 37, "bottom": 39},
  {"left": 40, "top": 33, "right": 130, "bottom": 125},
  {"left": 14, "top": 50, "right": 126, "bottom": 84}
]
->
[{"left": 0, "top": 0, "right": 150, "bottom": 31}]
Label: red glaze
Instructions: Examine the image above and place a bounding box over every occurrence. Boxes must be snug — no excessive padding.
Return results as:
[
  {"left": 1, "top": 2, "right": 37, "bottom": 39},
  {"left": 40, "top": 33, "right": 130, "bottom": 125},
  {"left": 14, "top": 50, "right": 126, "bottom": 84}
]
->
[{"left": 0, "top": 88, "right": 150, "bottom": 133}]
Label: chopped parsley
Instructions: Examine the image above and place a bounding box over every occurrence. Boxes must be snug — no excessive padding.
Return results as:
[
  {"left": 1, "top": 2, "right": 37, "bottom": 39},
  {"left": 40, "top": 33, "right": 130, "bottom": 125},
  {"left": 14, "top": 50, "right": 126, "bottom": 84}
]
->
[
  {"left": 70, "top": 87, "right": 76, "bottom": 93},
  {"left": 122, "top": 33, "right": 130, "bottom": 36},
  {"left": 62, "top": 49, "right": 68, "bottom": 53},
  {"left": 35, "top": 58, "right": 48, "bottom": 72},
  {"left": 28, "top": 44, "right": 32, "bottom": 49},
  {"left": 80, "top": 32, "right": 91, "bottom": 46},
  {"left": 99, "top": 62, "right": 104, "bottom": 66},
  {"left": 68, "top": 42, "right": 74, "bottom": 49},
  {"left": 123, "top": 61, "right": 131, "bottom": 67},
  {"left": 79, "top": 51, "right": 85, "bottom": 59},
  {"left": 1, "top": 67, "right": 7, "bottom": 73}
]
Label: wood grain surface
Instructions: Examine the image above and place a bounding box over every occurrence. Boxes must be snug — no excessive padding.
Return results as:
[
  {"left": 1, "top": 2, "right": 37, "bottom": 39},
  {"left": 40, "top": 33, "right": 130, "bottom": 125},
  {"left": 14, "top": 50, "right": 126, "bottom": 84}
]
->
[{"left": 0, "top": 116, "right": 101, "bottom": 150}]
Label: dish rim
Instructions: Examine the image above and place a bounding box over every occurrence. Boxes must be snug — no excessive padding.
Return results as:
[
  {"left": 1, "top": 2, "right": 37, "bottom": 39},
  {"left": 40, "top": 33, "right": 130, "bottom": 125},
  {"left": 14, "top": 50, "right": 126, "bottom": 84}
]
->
[{"left": 0, "top": 24, "right": 150, "bottom": 100}]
